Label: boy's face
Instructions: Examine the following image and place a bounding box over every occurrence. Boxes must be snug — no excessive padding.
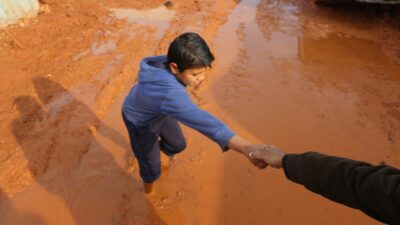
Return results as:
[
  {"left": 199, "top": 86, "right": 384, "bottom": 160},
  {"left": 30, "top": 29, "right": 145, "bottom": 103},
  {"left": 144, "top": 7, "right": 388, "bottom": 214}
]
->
[{"left": 169, "top": 63, "right": 208, "bottom": 88}]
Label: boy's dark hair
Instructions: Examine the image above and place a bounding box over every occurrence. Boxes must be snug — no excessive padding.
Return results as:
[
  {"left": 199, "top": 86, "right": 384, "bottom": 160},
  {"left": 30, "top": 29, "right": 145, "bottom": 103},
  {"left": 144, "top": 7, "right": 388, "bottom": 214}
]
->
[{"left": 167, "top": 32, "right": 215, "bottom": 72}]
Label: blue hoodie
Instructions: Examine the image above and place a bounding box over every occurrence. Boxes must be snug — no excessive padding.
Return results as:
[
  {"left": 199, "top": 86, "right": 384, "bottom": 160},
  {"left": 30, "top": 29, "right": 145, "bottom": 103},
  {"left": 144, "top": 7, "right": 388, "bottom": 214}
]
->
[{"left": 122, "top": 55, "right": 235, "bottom": 151}]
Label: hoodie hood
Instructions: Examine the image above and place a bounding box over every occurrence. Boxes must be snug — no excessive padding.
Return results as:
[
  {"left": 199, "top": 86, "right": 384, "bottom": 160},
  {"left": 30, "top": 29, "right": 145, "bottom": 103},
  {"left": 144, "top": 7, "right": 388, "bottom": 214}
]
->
[{"left": 138, "top": 55, "right": 176, "bottom": 84}]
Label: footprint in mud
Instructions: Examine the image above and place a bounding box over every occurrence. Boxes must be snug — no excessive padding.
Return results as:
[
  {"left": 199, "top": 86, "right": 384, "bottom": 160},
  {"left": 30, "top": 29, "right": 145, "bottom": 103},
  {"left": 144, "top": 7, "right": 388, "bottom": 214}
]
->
[
  {"left": 189, "top": 154, "right": 206, "bottom": 168},
  {"left": 149, "top": 191, "right": 184, "bottom": 210},
  {"left": 126, "top": 155, "right": 137, "bottom": 175}
]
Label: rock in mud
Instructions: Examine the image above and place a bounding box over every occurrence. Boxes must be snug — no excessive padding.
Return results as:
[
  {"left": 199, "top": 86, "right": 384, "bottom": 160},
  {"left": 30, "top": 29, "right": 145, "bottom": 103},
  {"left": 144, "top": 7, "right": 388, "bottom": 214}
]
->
[
  {"left": 164, "top": 1, "right": 173, "bottom": 8},
  {"left": 39, "top": 4, "right": 51, "bottom": 14}
]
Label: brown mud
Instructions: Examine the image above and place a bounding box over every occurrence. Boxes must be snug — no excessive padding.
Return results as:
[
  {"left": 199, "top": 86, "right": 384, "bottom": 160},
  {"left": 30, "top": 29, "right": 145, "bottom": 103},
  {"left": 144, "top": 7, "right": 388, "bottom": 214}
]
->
[{"left": 0, "top": 0, "right": 399, "bottom": 224}]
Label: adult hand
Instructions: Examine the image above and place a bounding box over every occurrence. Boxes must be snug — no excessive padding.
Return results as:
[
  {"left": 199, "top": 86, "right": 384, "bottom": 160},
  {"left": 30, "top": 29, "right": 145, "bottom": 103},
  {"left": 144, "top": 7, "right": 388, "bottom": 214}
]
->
[{"left": 249, "top": 145, "right": 285, "bottom": 169}]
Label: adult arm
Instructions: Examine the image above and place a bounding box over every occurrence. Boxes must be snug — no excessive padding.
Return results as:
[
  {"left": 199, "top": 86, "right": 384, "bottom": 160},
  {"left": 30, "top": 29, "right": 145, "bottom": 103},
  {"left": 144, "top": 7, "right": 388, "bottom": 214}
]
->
[{"left": 283, "top": 152, "right": 400, "bottom": 224}]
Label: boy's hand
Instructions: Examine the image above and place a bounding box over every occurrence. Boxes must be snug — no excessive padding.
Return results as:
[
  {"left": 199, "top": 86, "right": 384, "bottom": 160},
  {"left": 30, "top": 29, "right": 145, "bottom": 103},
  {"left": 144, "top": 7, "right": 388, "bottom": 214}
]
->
[
  {"left": 246, "top": 144, "right": 268, "bottom": 169},
  {"left": 248, "top": 157, "right": 268, "bottom": 169},
  {"left": 227, "top": 135, "right": 267, "bottom": 169},
  {"left": 249, "top": 145, "right": 285, "bottom": 169}
]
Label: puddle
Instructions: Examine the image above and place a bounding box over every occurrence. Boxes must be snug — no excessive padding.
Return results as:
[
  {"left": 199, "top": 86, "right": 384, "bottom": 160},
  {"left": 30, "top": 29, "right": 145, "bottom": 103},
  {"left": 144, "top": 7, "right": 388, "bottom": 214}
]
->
[
  {"left": 91, "top": 40, "right": 117, "bottom": 56},
  {"left": 246, "top": 25, "right": 299, "bottom": 60},
  {"left": 3, "top": 0, "right": 398, "bottom": 225},
  {"left": 73, "top": 40, "right": 118, "bottom": 61},
  {"left": 111, "top": 6, "right": 175, "bottom": 23},
  {"left": 110, "top": 6, "right": 175, "bottom": 40},
  {"left": 298, "top": 33, "right": 400, "bottom": 80},
  {"left": 209, "top": 0, "right": 400, "bottom": 224}
]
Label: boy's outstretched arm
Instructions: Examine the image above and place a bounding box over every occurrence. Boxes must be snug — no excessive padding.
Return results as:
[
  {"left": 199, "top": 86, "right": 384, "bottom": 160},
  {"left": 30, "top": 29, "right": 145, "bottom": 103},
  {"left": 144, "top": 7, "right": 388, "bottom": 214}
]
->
[{"left": 160, "top": 89, "right": 267, "bottom": 169}]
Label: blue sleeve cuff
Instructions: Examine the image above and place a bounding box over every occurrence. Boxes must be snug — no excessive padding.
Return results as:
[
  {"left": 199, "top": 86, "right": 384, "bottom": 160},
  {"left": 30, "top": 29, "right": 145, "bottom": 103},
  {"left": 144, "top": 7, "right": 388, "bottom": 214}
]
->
[{"left": 215, "top": 127, "right": 235, "bottom": 152}]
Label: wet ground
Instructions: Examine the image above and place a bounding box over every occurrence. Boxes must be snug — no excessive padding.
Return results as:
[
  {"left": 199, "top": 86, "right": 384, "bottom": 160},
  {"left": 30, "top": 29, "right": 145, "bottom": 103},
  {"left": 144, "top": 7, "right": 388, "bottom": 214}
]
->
[{"left": 0, "top": 0, "right": 399, "bottom": 224}]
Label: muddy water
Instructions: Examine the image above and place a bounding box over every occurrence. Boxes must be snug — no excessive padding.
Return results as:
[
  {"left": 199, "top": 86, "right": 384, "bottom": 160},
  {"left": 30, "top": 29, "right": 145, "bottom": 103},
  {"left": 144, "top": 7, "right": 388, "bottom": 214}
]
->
[
  {"left": 116, "top": 0, "right": 399, "bottom": 224},
  {"left": 209, "top": 0, "right": 399, "bottom": 224},
  {"left": 111, "top": 6, "right": 175, "bottom": 40},
  {"left": 1, "top": 0, "right": 399, "bottom": 225},
  {"left": 151, "top": 0, "right": 399, "bottom": 224}
]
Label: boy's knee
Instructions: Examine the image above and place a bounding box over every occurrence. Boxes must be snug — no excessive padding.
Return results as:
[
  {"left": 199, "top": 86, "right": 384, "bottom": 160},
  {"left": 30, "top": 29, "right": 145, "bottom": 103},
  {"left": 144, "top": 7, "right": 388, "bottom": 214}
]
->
[
  {"left": 174, "top": 140, "right": 187, "bottom": 153},
  {"left": 161, "top": 139, "right": 187, "bottom": 154}
]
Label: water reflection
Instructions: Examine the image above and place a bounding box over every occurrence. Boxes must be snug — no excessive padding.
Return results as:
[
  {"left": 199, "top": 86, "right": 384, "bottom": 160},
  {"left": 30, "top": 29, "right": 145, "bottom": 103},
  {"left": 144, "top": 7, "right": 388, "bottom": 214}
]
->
[
  {"left": 111, "top": 6, "right": 175, "bottom": 23},
  {"left": 111, "top": 6, "right": 175, "bottom": 40},
  {"left": 213, "top": 0, "right": 400, "bottom": 224},
  {"left": 298, "top": 33, "right": 400, "bottom": 81}
]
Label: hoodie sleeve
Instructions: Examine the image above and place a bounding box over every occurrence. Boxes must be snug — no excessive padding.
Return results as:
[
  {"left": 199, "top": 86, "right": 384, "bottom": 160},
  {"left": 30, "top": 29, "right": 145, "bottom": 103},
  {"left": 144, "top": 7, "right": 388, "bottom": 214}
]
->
[
  {"left": 282, "top": 152, "right": 400, "bottom": 225},
  {"left": 160, "top": 89, "right": 235, "bottom": 151}
]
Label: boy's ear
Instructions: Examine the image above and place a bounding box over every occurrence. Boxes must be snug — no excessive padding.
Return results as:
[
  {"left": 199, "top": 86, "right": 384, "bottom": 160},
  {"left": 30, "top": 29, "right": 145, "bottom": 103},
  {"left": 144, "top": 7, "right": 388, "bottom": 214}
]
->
[{"left": 168, "top": 63, "right": 179, "bottom": 75}]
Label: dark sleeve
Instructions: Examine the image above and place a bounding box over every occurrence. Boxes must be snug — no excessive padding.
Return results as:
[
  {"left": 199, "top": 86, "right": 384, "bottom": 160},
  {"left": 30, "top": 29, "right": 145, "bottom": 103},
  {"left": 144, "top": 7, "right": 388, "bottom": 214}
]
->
[{"left": 282, "top": 152, "right": 400, "bottom": 224}]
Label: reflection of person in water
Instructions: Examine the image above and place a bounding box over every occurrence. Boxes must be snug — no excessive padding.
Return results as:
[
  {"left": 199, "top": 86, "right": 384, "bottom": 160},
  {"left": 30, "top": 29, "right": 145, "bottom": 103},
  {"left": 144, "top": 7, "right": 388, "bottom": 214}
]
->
[{"left": 249, "top": 146, "right": 400, "bottom": 224}]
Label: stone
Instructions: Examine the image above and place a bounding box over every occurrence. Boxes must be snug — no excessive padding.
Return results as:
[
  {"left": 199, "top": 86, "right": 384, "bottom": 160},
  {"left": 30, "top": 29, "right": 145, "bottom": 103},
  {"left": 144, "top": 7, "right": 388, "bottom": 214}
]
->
[{"left": 164, "top": 1, "right": 173, "bottom": 8}]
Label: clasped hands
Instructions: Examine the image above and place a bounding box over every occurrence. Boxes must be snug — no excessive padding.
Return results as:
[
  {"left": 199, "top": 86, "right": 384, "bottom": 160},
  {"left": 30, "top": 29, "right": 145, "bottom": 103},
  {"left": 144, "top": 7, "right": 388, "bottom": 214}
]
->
[{"left": 245, "top": 144, "right": 286, "bottom": 169}]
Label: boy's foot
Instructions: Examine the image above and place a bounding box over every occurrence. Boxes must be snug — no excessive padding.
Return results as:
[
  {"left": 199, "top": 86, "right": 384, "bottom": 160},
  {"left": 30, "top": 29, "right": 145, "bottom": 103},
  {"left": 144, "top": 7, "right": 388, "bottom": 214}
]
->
[
  {"left": 161, "top": 153, "right": 177, "bottom": 168},
  {"left": 143, "top": 182, "right": 155, "bottom": 195}
]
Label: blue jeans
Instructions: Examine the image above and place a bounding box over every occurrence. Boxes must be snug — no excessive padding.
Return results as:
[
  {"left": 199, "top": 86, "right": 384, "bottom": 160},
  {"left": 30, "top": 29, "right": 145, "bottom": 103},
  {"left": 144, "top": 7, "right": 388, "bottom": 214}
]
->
[{"left": 122, "top": 113, "right": 186, "bottom": 183}]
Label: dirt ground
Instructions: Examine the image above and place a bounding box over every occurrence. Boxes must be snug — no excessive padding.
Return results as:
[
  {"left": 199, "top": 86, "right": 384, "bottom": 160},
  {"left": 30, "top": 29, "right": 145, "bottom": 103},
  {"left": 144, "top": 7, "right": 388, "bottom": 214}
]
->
[{"left": 0, "top": 0, "right": 399, "bottom": 224}]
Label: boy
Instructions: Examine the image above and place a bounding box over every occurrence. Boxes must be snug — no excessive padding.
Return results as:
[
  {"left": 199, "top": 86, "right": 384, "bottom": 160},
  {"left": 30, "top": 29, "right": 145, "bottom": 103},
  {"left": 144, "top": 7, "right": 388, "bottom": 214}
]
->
[{"left": 122, "top": 32, "right": 266, "bottom": 193}]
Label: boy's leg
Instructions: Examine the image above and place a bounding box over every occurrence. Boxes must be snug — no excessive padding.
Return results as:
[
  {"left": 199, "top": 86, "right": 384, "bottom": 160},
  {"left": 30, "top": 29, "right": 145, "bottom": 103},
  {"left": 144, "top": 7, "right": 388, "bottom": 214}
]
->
[
  {"left": 143, "top": 182, "right": 154, "bottom": 194},
  {"left": 159, "top": 117, "right": 187, "bottom": 156},
  {"left": 122, "top": 113, "right": 162, "bottom": 189}
]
